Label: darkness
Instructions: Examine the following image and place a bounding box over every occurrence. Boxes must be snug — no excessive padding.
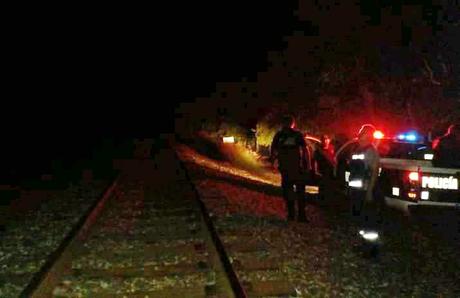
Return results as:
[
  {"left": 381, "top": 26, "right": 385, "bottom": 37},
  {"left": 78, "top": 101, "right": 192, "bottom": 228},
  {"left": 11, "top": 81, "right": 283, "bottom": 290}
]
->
[
  {"left": 3, "top": 2, "right": 298, "bottom": 180},
  {"left": 7, "top": 3, "right": 296, "bottom": 133},
  {"left": 3, "top": 1, "right": 459, "bottom": 181}
]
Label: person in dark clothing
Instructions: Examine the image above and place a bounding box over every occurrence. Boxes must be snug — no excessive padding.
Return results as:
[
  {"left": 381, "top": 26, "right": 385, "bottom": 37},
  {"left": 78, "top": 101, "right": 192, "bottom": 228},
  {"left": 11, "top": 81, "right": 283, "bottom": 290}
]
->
[
  {"left": 270, "top": 115, "right": 311, "bottom": 222},
  {"left": 348, "top": 124, "right": 385, "bottom": 257},
  {"left": 433, "top": 124, "right": 460, "bottom": 168},
  {"left": 348, "top": 125, "right": 382, "bottom": 228},
  {"left": 314, "top": 135, "right": 336, "bottom": 200}
]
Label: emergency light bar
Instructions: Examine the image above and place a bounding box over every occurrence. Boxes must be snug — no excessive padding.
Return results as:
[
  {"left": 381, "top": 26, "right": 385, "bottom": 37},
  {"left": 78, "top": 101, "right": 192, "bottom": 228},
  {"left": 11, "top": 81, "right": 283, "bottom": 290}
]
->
[
  {"left": 396, "top": 131, "right": 420, "bottom": 142},
  {"left": 406, "top": 134, "right": 417, "bottom": 141}
]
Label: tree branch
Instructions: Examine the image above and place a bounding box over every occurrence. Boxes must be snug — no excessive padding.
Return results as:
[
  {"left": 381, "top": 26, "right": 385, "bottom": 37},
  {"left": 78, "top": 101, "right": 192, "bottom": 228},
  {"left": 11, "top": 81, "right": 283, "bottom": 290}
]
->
[{"left": 422, "top": 58, "right": 441, "bottom": 85}]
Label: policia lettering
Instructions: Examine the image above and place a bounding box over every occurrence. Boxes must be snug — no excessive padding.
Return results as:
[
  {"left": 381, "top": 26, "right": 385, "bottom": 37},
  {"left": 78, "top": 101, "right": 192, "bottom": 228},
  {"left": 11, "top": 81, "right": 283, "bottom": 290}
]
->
[{"left": 422, "top": 176, "right": 459, "bottom": 190}]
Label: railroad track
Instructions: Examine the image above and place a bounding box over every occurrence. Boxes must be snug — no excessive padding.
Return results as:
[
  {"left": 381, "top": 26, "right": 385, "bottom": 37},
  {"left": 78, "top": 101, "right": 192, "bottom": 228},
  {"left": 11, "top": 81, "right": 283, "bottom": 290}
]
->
[
  {"left": 20, "top": 150, "right": 240, "bottom": 297},
  {"left": 197, "top": 203, "right": 302, "bottom": 298},
  {"left": 21, "top": 146, "right": 308, "bottom": 298},
  {"left": 178, "top": 152, "right": 307, "bottom": 298},
  {"left": 215, "top": 221, "right": 299, "bottom": 297}
]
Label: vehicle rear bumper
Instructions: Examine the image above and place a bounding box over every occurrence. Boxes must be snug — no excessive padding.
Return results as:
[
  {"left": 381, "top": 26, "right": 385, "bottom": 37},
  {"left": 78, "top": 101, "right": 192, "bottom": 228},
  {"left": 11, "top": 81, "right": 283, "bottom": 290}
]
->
[
  {"left": 415, "top": 201, "right": 460, "bottom": 208},
  {"left": 384, "top": 196, "right": 460, "bottom": 214},
  {"left": 383, "top": 196, "right": 415, "bottom": 214}
]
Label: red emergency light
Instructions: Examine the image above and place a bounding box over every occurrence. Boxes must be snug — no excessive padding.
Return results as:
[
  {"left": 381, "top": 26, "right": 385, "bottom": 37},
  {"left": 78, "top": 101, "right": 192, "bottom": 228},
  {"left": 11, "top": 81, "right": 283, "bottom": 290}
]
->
[{"left": 373, "top": 130, "right": 384, "bottom": 139}]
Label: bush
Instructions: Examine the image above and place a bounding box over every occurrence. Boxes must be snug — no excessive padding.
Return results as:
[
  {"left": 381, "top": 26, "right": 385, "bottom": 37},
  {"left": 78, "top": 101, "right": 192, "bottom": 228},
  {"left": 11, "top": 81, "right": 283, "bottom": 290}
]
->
[{"left": 256, "top": 120, "right": 279, "bottom": 148}]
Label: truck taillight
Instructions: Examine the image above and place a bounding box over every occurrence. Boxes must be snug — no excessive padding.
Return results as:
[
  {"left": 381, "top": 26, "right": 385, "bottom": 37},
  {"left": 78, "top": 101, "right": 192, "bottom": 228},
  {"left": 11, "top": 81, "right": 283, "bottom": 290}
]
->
[{"left": 409, "top": 172, "right": 419, "bottom": 181}]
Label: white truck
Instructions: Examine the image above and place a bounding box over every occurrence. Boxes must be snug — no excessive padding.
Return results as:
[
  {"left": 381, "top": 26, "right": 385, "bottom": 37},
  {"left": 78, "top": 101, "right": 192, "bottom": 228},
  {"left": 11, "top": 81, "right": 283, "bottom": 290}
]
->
[{"left": 335, "top": 131, "right": 460, "bottom": 213}]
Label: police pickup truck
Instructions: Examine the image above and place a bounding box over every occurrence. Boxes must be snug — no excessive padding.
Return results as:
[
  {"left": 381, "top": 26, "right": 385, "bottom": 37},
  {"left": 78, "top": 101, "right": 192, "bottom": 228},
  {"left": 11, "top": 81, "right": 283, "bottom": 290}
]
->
[{"left": 335, "top": 130, "right": 460, "bottom": 213}]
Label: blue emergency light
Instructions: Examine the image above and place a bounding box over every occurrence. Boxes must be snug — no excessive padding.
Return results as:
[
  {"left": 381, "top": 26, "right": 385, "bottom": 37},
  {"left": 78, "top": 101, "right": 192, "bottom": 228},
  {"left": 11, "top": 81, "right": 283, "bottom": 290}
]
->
[
  {"left": 406, "top": 134, "right": 417, "bottom": 141},
  {"left": 397, "top": 131, "right": 419, "bottom": 142}
]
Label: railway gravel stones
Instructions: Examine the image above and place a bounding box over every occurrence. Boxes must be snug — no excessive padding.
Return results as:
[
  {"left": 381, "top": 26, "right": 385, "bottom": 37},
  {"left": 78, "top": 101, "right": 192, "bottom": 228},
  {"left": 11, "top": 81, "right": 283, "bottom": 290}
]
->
[
  {"left": 0, "top": 181, "right": 108, "bottom": 298},
  {"left": 42, "top": 153, "right": 234, "bottom": 297}
]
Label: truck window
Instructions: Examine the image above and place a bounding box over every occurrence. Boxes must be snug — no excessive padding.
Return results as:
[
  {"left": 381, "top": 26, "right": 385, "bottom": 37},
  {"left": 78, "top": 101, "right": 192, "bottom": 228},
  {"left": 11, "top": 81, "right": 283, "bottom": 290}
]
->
[{"left": 377, "top": 140, "right": 428, "bottom": 159}]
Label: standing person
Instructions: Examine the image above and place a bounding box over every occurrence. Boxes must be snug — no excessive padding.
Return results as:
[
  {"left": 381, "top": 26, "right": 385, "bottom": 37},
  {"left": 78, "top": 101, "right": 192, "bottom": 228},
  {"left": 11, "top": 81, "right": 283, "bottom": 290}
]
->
[
  {"left": 347, "top": 124, "right": 381, "bottom": 228},
  {"left": 270, "top": 115, "right": 311, "bottom": 222},
  {"left": 314, "top": 134, "right": 336, "bottom": 200}
]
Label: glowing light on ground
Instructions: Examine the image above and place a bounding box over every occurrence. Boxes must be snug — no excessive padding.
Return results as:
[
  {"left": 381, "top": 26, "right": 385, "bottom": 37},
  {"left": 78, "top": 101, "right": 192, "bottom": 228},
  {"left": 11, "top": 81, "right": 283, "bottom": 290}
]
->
[{"left": 176, "top": 144, "right": 280, "bottom": 186}]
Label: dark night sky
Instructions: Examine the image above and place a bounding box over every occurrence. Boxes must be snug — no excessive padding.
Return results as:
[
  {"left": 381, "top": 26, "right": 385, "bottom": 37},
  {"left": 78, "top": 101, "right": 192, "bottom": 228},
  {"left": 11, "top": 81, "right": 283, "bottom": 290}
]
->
[
  {"left": 1, "top": 2, "right": 298, "bottom": 169},
  {"left": 6, "top": 2, "right": 297, "bottom": 139},
  {"left": 4, "top": 1, "right": 458, "bottom": 165},
  {"left": 7, "top": 1, "right": 458, "bottom": 139}
]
